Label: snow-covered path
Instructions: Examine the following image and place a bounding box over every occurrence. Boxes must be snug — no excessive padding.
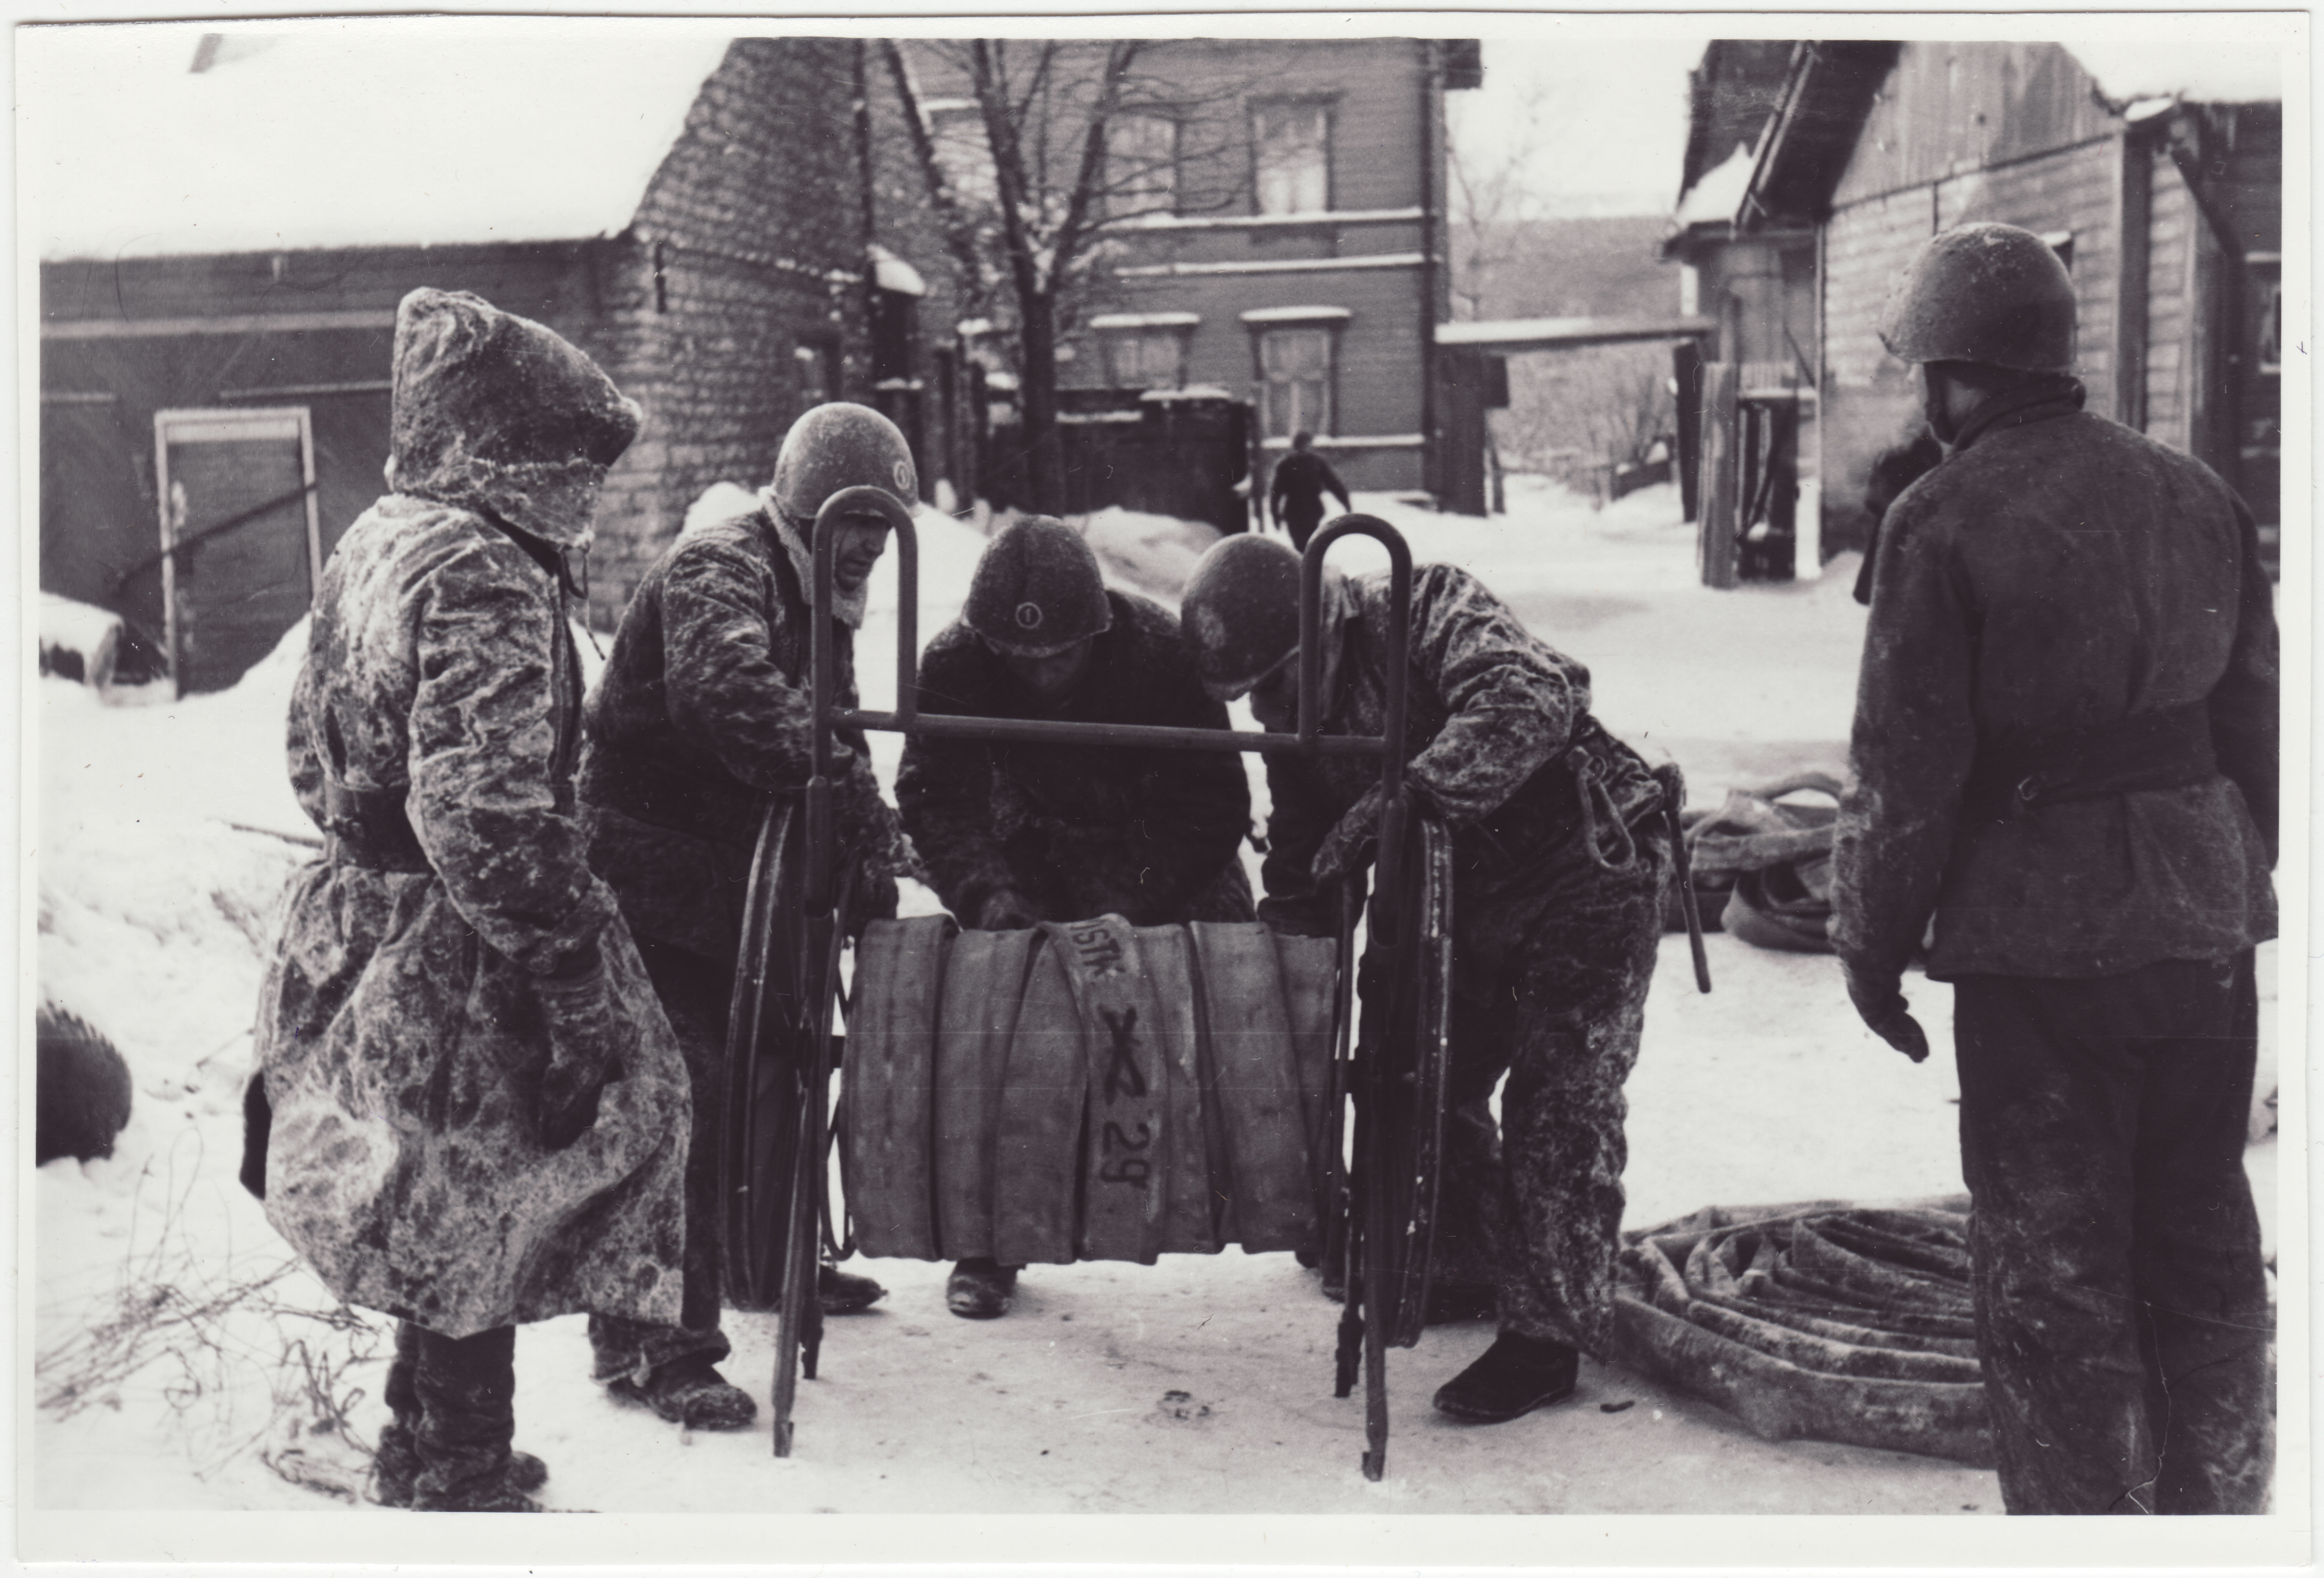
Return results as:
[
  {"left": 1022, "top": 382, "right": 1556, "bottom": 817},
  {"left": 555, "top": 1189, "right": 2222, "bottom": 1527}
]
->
[{"left": 30, "top": 480, "right": 2278, "bottom": 1522}]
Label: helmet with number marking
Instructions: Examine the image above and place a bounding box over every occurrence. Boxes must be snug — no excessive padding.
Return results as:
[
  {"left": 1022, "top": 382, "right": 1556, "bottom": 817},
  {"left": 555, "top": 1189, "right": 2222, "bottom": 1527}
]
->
[
  {"left": 769, "top": 402, "right": 918, "bottom": 524},
  {"left": 964, "top": 515, "right": 1113, "bottom": 657}
]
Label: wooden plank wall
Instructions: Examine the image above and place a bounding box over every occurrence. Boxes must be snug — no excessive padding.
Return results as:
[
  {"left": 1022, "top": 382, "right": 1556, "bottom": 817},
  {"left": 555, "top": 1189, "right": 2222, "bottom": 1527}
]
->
[{"left": 1828, "top": 42, "right": 2120, "bottom": 211}]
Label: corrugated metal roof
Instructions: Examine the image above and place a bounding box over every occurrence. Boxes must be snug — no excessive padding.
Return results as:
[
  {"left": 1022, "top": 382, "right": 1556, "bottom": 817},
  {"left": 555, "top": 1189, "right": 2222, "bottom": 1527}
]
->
[{"left": 26, "top": 20, "right": 733, "bottom": 260}]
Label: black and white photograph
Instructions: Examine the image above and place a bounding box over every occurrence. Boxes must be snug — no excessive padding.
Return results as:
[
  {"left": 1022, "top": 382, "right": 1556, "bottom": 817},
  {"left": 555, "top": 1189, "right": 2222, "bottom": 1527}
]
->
[{"left": 17, "top": 10, "right": 2308, "bottom": 1566}]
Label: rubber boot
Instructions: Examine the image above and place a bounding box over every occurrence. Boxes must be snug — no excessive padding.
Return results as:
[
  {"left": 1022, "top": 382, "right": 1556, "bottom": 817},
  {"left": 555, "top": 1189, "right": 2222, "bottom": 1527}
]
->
[{"left": 1432, "top": 1333, "right": 1580, "bottom": 1424}]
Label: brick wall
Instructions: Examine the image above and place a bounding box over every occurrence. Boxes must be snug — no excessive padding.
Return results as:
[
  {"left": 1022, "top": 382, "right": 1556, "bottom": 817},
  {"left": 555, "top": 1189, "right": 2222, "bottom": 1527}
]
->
[
  {"left": 2143, "top": 149, "right": 2197, "bottom": 455},
  {"left": 1818, "top": 186, "right": 1930, "bottom": 552},
  {"left": 590, "top": 37, "right": 873, "bottom": 623}
]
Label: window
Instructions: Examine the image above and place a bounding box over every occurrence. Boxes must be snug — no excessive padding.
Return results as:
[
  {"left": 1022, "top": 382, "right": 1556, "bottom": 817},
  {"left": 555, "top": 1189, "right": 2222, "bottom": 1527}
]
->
[
  {"left": 926, "top": 102, "right": 997, "bottom": 208},
  {"left": 2250, "top": 259, "right": 2281, "bottom": 374},
  {"left": 796, "top": 341, "right": 839, "bottom": 410},
  {"left": 1103, "top": 329, "right": 1188, "bottom": 391},
  {"left": 1252, "top": 100, "right": 1330, "bottom": 216},
  {"left": 1256, "top": 327, "right": 1333, "bottom": 438},
  {"left": 1106, "top": 113, "right": 1179, "bottom": 218}
]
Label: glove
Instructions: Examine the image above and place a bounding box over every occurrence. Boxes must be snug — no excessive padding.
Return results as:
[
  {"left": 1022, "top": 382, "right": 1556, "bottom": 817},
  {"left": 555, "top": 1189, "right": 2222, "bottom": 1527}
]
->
[
  {"left": 533, "top": 944, "right": 624, "bottom": 1150},
  {"left": 845, "top": 859, "right": 900, "bottom": 942},
  {"left": 1842, "top": 959, "right": 1930, "bottom": 1064},
  {"left": 975, "top": 888, "right": 1040, "bottom": 931},
  {"left": 1313, "top": 784, "right": 1386, "bottom": 884}
]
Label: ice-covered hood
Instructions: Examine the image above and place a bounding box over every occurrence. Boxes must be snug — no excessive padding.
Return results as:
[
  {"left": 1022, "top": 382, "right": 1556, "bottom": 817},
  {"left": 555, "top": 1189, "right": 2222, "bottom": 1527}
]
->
[{"left": 384, "top": 288, "right": 641, "bottom": 550}]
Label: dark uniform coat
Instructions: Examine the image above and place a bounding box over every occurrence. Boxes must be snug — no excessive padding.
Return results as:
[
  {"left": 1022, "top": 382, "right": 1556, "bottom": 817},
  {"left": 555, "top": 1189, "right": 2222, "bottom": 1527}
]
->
[
  {"left": 579, "top": 502, "right": 910, "bottom": 965},
  {"left": 1832, "top": 379, "right": 2277, "bottom": 979},
  {"left": 1259, "top": 564, "right": 1668, "bottom": 1351},
  {"left": 897, "top": 588, "right": 1254, "bottom": 927},
  {"left": 256, "top": 468, "right": 689, "bottom": 1340}
]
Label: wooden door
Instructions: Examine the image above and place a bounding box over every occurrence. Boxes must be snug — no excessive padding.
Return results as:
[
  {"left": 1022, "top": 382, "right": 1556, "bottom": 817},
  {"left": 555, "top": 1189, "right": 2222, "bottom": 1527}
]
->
[{"left": 153, "top": 408, "right": 319, "bottom": 696}]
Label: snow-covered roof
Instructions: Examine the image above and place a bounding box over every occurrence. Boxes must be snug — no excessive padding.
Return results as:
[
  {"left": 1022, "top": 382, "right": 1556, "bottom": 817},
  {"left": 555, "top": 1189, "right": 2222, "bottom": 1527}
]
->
[
  {"left": 2065, "top": 42, "right": 2282, "bottom": 106},
  {"left": 1088, "top": 312, "right": 1201, "bottom": 331},
  {"left": 1672, "top": 142, "right": 1755, "bottom": 229},
  {"left": 26, "top": 21, "right": 733, "bottom": 260},
  {"left": 870, "top": 246, "right": 927, "bottom": 298},
  {"left": 1238, "top": 305, "right": 1354, "bottom": 325}
]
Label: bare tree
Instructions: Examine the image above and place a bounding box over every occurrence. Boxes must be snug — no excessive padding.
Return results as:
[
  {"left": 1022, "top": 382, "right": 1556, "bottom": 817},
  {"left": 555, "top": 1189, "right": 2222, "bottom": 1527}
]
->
[
  {"left": 882, "top": 40, "right": 1155, "bottom": 512},
  {"left": 1446, "top": 78, "right": 1552, "bottom": 323},
  {"left": 1497, "top": 343, "right": 1673, "bottom": 496}
]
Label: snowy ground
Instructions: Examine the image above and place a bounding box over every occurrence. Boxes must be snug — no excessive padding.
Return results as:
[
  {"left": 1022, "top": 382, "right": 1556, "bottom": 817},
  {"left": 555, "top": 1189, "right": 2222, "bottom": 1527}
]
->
[{"left": 30, "top": 478, "right": 2283, "bottom": 1525}]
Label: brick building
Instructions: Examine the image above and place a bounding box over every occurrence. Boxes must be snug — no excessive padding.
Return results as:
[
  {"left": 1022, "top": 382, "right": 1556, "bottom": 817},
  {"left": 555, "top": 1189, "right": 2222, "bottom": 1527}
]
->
[
  {"left": 33, "top": 27, "right": 903, "bottom": 691},
  {"left": 867, "top": 38, "right": 1481, "bottom": 509},
  {"left": 1666, "top": 39, "right": 2282, "bottom": 583}
]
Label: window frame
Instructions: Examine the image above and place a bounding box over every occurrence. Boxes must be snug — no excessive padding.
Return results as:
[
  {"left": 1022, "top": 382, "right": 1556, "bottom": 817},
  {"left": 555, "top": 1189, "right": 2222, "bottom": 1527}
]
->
[
  {"left": 1249, "top": 323, "right": 1338, "bottom": 440},
  {"left": 1101, "top": 325, "right": 1193, "bottom": 391},
  {"left": 1104, "top": 110, "right": 1182, "bottom": 220},
  {"left": 1248, "top": 96, "right": 1335, "bottom": 218},
  {"left": 2249, "top": 257, "right": 2282, "bottom": 375}
]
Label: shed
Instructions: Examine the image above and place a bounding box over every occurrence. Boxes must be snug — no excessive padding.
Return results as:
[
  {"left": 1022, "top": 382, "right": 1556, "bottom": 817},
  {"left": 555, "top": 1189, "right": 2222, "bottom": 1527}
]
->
[
  {"left": 1729, "top": 40, "right": 2282, "bottom": 577},
  {"left": 32, "top": 23, "right": 904, "bottom": 690}
]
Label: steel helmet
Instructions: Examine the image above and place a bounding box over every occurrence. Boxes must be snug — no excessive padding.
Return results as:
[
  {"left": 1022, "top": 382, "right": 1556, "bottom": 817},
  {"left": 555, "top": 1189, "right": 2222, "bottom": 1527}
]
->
[
  {"left": 1878, "top": 223, "right": 2078, "bottom": 373},
  {"left": 1180, "top": 533, "right": 1303, "bottom": 697},
  {"left": 770, "top": 402, "right": 918, "bottom": 523},
  {"left": 965, "top": 515, "right": 1113, "bottom": 656}
]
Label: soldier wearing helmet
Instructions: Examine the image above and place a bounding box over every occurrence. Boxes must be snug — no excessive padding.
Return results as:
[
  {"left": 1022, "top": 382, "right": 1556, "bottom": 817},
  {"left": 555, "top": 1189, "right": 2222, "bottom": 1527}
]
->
[
  {"left": 1182, "top": 531, "right": 1674, "bottom": 1426},
  {"left": 575, "top": 401, "right": 921, "bottom": 1428},
  {"left": 896, "top": 514, "right": 1254, "bottom": 1320},
  {"left": 1833, "top": 222, "right": 2278, "bottom": 1514}
]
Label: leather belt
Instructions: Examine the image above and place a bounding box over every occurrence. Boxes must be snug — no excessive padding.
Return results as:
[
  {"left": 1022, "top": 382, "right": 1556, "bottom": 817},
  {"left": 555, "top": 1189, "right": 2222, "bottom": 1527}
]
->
[
  {"left": 1964, "top": 700, "right": 2217, "bottom": 816},
  {"left": 322, "top": 777, "right": 430, "bottom": 873}
]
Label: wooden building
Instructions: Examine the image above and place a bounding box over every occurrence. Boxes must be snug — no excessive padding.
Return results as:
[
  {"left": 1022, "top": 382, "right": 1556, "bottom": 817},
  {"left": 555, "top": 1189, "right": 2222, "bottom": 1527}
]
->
[
  {"left": 33, "top": 27, "right": 911, "bottom": 691},
  {"left": 1667, "top": 40, "right": 2282, "bottom": 584},
  {"left": 869, "top": 38, "right": 1482, "bottom": 509}
]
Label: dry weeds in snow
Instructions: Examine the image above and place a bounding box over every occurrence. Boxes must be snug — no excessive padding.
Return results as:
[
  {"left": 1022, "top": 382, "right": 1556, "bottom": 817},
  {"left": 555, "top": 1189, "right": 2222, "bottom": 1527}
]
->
[{"left": 36, "top": 1127, "right": 390, "bottom": 1501}]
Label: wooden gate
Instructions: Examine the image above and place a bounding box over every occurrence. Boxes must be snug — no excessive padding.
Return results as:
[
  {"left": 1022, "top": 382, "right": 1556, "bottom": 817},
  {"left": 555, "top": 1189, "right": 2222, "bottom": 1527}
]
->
[{"left": 153, "top": 408, "right": 321, "bottom": 695}]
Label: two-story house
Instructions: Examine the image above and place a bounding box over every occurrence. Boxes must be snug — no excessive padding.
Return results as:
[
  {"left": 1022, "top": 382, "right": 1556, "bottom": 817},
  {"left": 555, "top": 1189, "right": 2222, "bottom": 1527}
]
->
[{"left": 871, "top": 38, "right": 1481, "bottom": 512}]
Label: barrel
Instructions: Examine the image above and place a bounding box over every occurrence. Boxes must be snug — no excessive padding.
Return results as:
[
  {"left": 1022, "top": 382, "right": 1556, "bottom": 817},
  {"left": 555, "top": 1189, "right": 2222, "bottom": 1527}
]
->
[{"left": 842, "top": 914, "right": 1338, "bottom": 1264}]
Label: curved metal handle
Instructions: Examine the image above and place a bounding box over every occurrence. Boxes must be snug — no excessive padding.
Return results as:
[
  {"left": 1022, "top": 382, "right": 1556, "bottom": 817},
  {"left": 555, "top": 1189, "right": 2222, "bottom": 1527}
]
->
[{"left": 1298, "top": 513, "right": 1414, "bottom": 943}]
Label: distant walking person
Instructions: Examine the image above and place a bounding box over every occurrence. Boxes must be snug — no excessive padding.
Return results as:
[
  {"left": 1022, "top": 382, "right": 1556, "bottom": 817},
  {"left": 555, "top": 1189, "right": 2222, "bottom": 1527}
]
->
[
  {"left": 1834, "top": 224, "right": 2278, "bottom": 1514},
  {"left": 1267, "top": 431, "right": 1352, "bottom": 552}
]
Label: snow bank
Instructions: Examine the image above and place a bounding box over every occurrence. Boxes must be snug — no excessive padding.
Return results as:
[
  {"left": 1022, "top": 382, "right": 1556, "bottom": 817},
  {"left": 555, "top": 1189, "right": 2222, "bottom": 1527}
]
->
[
  {"left": 1079, "top": 505, "right": 1222, "bottom": 606},
  {"left": 38, "top": 593, "right": 124, "bottom": 689}
]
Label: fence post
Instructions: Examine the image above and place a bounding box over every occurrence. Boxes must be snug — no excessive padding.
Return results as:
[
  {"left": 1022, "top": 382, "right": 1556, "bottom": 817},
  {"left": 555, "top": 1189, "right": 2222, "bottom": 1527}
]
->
[{"left": 1697, "top": 361, "right": 1740, "bottom": 590}]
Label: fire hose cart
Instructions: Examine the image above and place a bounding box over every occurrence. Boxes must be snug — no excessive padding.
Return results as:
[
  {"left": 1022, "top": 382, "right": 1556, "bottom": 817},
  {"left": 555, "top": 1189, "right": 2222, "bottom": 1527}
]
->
[{"left": 719, "top": 494, "right": 1458, "bottom": 1479}]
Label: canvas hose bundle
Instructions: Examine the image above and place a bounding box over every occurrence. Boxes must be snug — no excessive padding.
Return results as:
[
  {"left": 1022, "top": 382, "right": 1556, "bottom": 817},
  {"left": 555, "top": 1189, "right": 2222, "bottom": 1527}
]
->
[
  {"left": 1610, "top": 1197, "right": 1992, "bottom": 1465},
  {"left": 1666, "top": 771, "right": 1843, "bottom": 954},
  {"left": 842, "top": 913, "right": 1338, "bottom": 1264}
]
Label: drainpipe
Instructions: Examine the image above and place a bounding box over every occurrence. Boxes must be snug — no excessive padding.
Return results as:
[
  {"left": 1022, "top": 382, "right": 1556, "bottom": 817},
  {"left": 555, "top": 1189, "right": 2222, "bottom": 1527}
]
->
[
  {"left": 854, "top": 41, "right": 880, "bottom": 397},
  {"left": 1417, "top": 39, "right": 1441, "bottom": 500}
]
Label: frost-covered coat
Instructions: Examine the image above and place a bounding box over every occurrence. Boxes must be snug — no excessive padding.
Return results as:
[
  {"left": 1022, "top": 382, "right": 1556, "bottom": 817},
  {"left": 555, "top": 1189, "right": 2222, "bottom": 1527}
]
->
[
  {"left": 255, "top": 290, "right": 689, "bottom": 1339},
  {"left": 1258, "top": 563, "right": 1660, "bottom": 933},
  {"left": 1831, "top": 379, "right": 2278, "bottom": 982},
  {"left": 1254, "top": 562, "right": 1669, "bottom": 1353},
  {"left": 896, "top": 589, "right": 1254, "bottom": 926},
  {"left": 579, "top": 504, "right": 907, "bottom": 965}
]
